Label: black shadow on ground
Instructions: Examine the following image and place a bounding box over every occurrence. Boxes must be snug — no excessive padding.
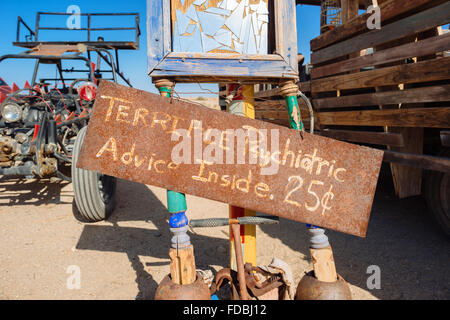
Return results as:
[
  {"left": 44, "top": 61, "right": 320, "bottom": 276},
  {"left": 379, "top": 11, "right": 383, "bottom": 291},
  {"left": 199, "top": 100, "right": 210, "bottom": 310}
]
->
[
  {"left": 0, "top": 176, "right": 71, "bottom": 207},
  {"left": 76, "top": 179, "right": 228, "bottom": 299},
  {"left": 259, "top": 165, "right": 450, "bottom": 300}
]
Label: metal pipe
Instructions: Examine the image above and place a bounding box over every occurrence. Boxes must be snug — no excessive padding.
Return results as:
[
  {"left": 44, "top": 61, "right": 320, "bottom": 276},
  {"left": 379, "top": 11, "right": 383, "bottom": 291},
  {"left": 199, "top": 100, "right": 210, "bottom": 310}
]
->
[
  {"left": 31, "top": 60, "right": 40, "bottom": 87},
  {"left": 0, "top": 162, "right": 34, "bottom": 176},
  {"left": 190, "top": 216, "right": 279, "bottom": 228},
  {"left": 231, "top": 223, "right": 248, "bottom": 300},
  {"left": 47, "top": 120, "right": 57, "bottom": 146},
  {"left": 298, "top": 90, "right": 315, "bottom": 134}
]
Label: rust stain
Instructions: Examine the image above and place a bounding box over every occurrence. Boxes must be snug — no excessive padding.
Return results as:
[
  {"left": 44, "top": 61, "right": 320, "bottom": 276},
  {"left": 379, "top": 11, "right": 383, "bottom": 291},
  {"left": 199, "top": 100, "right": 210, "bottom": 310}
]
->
[{"left": 78, "top": 81, "right": 384, "bottom": 237}]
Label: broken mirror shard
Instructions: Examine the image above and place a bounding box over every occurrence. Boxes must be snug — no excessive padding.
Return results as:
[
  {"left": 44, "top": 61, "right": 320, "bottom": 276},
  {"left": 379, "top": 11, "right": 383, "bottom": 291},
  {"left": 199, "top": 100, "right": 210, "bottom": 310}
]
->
[{"left": 171, "top": 0, "right": 268, "bottom": 54}]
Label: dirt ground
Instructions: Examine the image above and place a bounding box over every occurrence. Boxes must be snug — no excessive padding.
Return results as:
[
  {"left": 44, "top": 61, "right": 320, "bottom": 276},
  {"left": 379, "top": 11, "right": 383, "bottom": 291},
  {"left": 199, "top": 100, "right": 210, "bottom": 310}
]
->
[{"left": 0, "top": 165, "right": 448, "bottom": 300}]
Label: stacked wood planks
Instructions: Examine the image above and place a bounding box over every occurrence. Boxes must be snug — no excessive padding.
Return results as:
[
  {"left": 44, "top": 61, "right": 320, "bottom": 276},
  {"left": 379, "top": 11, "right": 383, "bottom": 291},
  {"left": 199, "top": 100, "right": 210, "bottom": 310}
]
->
[{"left": 255, "top": 0, "right": 450, "bottom": 198}]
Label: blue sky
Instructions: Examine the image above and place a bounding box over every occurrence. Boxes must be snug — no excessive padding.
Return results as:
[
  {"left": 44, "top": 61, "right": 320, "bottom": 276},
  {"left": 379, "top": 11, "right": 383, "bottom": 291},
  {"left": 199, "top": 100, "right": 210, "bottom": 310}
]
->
[{"left": 0, "top": 1, "right": 320, "bottom": 96}]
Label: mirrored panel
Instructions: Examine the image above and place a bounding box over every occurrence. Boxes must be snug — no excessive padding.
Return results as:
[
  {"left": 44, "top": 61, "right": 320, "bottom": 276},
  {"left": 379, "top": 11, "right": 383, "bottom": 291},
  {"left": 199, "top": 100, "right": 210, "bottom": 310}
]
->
[{"left": 171, "top": 0, "right": 269, "bottom": 54}]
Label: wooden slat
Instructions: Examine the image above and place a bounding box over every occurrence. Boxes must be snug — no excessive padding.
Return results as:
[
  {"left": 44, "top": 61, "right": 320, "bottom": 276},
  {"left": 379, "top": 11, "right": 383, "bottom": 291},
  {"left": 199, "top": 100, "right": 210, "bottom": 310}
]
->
[
  {"left": 311, "top": 56, "right": 450, "bottom": 93},
  {"left": 320, "top": 129, "right": 405, "bottom": 147},
  {"left": 311, "top": 1, "right": 450, "bottom": 65},
  {"left": 341, "top": 0, "right": 360, "bottom": 24},
  {"left": 311, "top": 33, "right": 450, "bottom": 79},
  {"left": 388, "top": 127, "right": 424, "bottom": 198},
  {"left": 255, "top": 110, "right": 310, "bottom": 119},
  {"left": 310, "top": 0, "right": 445, "bottom": 51},
  {"left": 255, "top": 100, "right": 286, "bottom": 110},
  {"left": 313, "top": 85, "right": 450, "bottom": 109},
  {"left": 254, "top": 87, "right": 281, "bottom": 99},
  {"left": 297, "top": 0, "right": 366, "bottom": 7},
  {"left": 298, "top": 81, "right": 311, "bottom": 93},
  {"left": 275, "top": 0, "right": 299, "bottom": 74},
  {"left": 167, "top": 52, "right": 284, "bottom": 61},
  {"left": 318, "top": 107, "right": 450, "bottom": 128},
  {"left": 383, "top": 150, "right": 450, "bottom": 173},
  {"left": 255, "top": 99, "right": 309, "bottom": 111},
  {"left": 147, "top": 0, "right": 167, "bottom": 73},
  {"left": 151, "top": 57, "right": 298, "bottom": 78}
]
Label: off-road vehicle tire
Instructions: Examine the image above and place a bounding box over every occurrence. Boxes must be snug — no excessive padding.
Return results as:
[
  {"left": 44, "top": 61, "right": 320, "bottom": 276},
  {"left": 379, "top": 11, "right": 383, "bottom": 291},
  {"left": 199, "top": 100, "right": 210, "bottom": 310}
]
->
[
  {"left": 424, "top": 149, "right": 450, "bottom": 237},
  {"left": 72, "top": 126, "right": 117, "bottom": 222}
]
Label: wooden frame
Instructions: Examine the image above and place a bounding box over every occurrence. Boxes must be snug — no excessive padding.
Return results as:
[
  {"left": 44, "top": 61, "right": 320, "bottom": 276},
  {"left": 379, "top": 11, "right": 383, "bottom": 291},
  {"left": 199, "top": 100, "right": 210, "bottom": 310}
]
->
[{"left": 147, "top": 0, "right": 298, "bottom": 83}]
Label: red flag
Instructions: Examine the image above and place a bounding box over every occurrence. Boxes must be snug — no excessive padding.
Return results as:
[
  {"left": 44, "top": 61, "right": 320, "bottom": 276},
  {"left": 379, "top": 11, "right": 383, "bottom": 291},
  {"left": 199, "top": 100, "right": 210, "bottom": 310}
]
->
[
  {"left": 0, "top": 91, "right": 6, "bottom": 104},
  {"left": 12, "top": 83, "right": 20, "bottom": 92},
  {"left": 24, "top": 81, "right": 31, "bottom": 89}
]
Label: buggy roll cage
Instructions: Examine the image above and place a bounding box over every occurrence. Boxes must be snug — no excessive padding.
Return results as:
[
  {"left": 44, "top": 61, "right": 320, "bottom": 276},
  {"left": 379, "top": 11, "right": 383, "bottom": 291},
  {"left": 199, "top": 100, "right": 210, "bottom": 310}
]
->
[
  {"left": 0, "top": 47, "right": 126, "bottom": 88},
  {"left": 10, "top": 12, "right": 140, "bottom": 88}
]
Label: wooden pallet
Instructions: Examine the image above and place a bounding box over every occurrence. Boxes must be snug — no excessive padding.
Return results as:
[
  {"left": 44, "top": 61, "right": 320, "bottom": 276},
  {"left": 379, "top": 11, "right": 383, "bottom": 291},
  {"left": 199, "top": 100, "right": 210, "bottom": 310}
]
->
[{"left": 255, "top": 0, "right": 450, "bottom": 198}]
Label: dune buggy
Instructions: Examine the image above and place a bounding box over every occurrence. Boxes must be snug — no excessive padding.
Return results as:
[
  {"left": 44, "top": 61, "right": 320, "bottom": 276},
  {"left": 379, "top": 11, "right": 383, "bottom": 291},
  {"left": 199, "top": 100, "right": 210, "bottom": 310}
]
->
[{"left": 0, "top": 13, "right": 140, "bottom": 222}]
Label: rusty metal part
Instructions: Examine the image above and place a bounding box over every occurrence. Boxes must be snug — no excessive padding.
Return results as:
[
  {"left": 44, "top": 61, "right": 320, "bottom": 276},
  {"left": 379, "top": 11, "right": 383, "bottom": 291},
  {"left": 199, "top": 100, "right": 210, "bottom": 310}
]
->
[
  {"left": 29, "top": 44, "right": 81, "bottom": 56},
  {"left": 155, "top": 272, "right": 211, "bottom": 300},
  {"left": 0, "top": 137, "right": 20, "bottom": 165},
  {"left": 215, "top": 268, "right": 240, "bottom": 300},
  {"left": 231, "top": 223, "right": 248, "bottom": 300},
  {"left": 77, "top": 81, "right": 384, "bottom": 237},
  {"left": 295, "top": 271, "right": 352, "bottom": 300},
  {"left": 244, "top": 263, "right": 284, "bottom": 298},
  {"left": 190, "top": 216, "right": 279, "bottom": 228},
  {"left": 38, "top": 157, "right": 58, "bottom": 177}
]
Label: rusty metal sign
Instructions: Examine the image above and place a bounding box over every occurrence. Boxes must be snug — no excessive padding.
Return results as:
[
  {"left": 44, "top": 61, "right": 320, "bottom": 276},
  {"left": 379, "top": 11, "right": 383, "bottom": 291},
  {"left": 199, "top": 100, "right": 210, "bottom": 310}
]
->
[{"left": 77, "top": 81, "right": 384, "bottom": 237}]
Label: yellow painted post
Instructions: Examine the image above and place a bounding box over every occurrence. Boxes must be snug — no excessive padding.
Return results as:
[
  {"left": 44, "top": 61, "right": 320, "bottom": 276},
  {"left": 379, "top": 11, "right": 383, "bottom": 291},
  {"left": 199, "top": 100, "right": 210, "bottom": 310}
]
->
[{"left": 226, "top": 84, "right": 257, "bottom": 271}]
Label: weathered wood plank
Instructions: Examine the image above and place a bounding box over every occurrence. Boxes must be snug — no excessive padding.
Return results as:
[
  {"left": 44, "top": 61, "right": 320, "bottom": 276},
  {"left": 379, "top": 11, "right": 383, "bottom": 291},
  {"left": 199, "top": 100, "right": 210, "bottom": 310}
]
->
[
  {"left": 151, "top": 57, "right": 298, "bottom": 79},
  {"left": 320, "top": 129, "right": 405, "bottom": 147},
  {"left": 297, "top": 0, "right": 366, "bottom": 7},
  {"left": 254, "top": 87, "right": 281, "bottom": 99},
  {"left": 167, "top": 52, "right": 285, "bottom": 61},
  {"left": 311, "top": 57, "right": 450, "bottom": 93},
  {"left": 275, "top": 0, "right": 299, "bottom": 74},
  {"left": 318, "top": 107, "right": 450, "bottom": 128},
  {"left": 298, "top": 81, "right": 311, "bottom": 93},
  {"left": 311, "top": 33, "right": 450, "bottom": 79},
  {"left": 253, "top": 81, "right": 311, "bottom": 99},
  {"left": 255, "top": 99, "right": 309, "bottom": 111},
  {"left": 310, "top": 0, "right": 445, "bottom": 51},
  {"left": 311, "top": 1, "right": 450, "bottom": 65},
  {"left": 313, "top": 85, "right": 450, "bottom": 109},
  {"left": 383, "top": 150, "right": 450, "bottom": 173},
  {"left": 147, "top": 0, "right": 166, "bottom": 73},
  {"left": 341, "top": 0, "right": 359, "bottom": 24},
  {"left": 388, "top": 127, "right": 424, "bottom": 198},
  {"left": 255, "top": 110, "right": 310, "bottom": 120}
]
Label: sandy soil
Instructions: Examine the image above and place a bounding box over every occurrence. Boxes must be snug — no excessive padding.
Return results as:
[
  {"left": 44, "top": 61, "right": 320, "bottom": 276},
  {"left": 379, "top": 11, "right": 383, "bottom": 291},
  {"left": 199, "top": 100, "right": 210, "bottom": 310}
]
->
[{"left": 0, "top": 166, "right": 448, "bottom": 300}]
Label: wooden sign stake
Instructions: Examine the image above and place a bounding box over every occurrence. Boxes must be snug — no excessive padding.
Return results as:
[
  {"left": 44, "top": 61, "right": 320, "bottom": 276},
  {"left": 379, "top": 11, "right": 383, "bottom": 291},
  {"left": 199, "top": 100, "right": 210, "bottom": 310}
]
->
[
  {"left": 280, "top": 80, "right": 339, "bottom": 283},
  {"left": 155, "top": 78, "right": 197, "bottom": 286},
  {"left": 227, "top": 84, "right": 257, "bottom": 272}
]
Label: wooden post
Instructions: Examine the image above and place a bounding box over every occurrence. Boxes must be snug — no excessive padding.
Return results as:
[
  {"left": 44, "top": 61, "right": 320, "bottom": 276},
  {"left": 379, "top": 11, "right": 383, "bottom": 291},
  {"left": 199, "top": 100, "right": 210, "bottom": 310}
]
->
[
  {"left": 310, "top": 246, "right": 338, "bottom": 282},
  {"left": 280, "top": 81, "right": 338, "bottom": 283},
  {"left": 169, "top": 246, "right": 197, "bottom": 285},
  {"left": 227, "top": 84, "right": 257, "bottom": 271}
]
